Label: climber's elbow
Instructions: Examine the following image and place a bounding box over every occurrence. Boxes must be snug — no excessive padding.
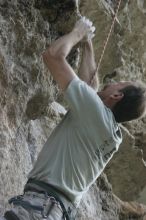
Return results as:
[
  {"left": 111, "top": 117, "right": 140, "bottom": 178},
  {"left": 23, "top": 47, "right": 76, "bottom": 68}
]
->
[{"left": 42, "top": 46, "right": 65, "bottom": 62}]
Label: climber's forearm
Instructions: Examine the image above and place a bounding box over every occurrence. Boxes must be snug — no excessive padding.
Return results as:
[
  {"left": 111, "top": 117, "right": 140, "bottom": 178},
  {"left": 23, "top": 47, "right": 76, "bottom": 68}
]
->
[
  {"left": 43, "top": 18, "right": 95, "bottom": 60},
  {"left": 45, "top": 29, "right": 84, "bottom": 59},
  {"left": 42, "top": 17, "right": 95, "bottom": 90},
  {"left": 79, "top": 40, "right": 99, "bottom": 90},
  {"left": 42, "top": 30, "right": 85, "bottom": 91}
]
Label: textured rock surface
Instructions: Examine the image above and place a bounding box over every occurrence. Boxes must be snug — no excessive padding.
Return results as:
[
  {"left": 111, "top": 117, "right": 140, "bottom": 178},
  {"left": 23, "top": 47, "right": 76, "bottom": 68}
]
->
[
  {"left": 0, "top": 0, "right": 146, "bottom": 219},
  {"left": 81, "top": 0, "right": 146, "bottom": 208}
]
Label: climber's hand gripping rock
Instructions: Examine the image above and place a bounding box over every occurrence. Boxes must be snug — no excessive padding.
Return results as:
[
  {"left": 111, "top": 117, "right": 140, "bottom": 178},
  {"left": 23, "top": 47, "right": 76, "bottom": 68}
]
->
[{"left": 73, "top": 16, "right": 96, "bottom": 41}]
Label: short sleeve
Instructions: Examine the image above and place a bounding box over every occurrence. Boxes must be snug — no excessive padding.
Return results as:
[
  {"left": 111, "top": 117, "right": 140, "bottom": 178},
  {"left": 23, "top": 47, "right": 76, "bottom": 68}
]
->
[
  {"left": 64, "top": 78, "right": 107, "bottom": 121},
  {"left": 64, "top": 78, "right": 122, "bottom": 147}
]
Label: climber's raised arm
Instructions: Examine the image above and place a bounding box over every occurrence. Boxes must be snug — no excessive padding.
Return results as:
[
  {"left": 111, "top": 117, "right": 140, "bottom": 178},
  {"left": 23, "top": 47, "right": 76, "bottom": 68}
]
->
[
  {"left": 78, "top": 39, "right": 99, "bottom": 91},
  {"left": 42, "top": 17, "right": 95, "bottom": 91}
]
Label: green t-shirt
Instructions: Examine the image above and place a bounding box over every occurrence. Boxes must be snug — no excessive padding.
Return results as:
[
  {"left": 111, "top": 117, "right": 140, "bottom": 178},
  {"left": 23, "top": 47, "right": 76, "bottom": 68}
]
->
[{"left": 28, "top": 78, "right": 122, "bottom": 206}]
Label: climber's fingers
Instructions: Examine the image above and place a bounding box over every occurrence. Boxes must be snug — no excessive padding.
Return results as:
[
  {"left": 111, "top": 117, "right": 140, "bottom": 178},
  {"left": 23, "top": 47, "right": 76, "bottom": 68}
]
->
[{"left": 73, "top": 16, "right": 96, "bottom": 41}]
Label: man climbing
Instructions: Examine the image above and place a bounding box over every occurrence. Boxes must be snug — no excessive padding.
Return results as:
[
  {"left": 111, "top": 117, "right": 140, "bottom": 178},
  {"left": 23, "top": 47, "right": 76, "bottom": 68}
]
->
[{"left": 1, "top": 17, "right": 146, "bottom": 220}]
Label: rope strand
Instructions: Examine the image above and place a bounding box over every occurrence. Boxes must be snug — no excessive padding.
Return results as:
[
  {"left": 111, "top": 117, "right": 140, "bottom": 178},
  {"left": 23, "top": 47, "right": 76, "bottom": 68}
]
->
[{"left": 89, "top": 0, "right": 122, "bottom": 85}]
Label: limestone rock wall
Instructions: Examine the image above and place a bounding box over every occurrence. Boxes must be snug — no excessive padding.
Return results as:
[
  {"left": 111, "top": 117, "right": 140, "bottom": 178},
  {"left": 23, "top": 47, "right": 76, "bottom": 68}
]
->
[
  {"left": 81, "top": 0, "right": 146, "bottom": 208},
  {"left": 0, "top": 0, "right": 146, "bottom": 219}
]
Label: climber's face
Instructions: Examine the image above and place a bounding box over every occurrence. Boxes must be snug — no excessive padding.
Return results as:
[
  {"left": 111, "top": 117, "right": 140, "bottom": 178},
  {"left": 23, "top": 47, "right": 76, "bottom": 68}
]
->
[{"left": 98, "top": 81, "right": 132, "bottom": 108}]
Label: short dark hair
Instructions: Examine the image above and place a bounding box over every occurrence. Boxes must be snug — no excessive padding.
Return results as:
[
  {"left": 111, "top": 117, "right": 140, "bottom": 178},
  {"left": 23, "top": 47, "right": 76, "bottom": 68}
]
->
[{"left": 112, "top": 82, "right": 146, "bottom": 123}]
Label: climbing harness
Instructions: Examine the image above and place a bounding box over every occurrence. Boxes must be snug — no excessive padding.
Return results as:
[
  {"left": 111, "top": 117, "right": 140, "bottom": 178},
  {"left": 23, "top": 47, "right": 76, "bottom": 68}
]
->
[
  {"left": 24, "top": 178, "right": 75, "bottom": 219},
  {"left": 8, "top": 195, "right": 60, "bottom": 219},
  {"left": 8, "top": 192, "right": 72, "bottom": 220},
  {"left": 89, "top": 0, "right": 122, "bottom": 85}
]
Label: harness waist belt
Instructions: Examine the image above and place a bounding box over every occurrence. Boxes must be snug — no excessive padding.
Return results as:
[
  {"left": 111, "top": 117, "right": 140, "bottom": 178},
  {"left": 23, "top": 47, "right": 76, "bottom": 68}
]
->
[{"left": 24, "top": 179, "right": 74, "bottom": 220}]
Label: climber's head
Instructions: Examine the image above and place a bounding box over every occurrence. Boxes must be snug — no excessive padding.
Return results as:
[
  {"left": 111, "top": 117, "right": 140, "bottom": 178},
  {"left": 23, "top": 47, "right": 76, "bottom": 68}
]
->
[{"left": 98, "top": 81, "right": 146, "bottom": 123}]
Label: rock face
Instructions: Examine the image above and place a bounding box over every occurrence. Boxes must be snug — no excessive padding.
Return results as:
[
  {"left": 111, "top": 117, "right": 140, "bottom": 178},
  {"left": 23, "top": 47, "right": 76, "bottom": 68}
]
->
[{"left": 0, "top": 0, "right": 146, "bottom": 219}]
